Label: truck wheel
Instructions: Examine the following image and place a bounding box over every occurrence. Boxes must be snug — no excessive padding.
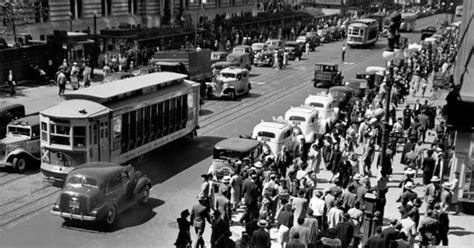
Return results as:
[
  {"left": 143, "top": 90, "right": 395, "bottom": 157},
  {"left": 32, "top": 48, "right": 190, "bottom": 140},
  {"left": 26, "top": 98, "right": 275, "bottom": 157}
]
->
[
  {"left": 229, "top": 90, "right": 236, "bottom": 100},
  {"left": 141, "top": 185, "right": 150, "bottom": 205},
  {"left": 12, "top": 156, "right": 28, "bottom": 172}
]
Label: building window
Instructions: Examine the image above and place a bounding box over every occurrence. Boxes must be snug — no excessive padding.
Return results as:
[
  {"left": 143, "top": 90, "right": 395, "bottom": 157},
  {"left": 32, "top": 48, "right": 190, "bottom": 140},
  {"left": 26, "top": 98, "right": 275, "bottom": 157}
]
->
[
  {"left": 101, "top": 0, "right": 112, "bottom": 16},
  {"left": 70, "top": 0, "right": 83, "bottom": 19},
  {"left": 128, "top": 0, "right": 137, "bottom": 14}
]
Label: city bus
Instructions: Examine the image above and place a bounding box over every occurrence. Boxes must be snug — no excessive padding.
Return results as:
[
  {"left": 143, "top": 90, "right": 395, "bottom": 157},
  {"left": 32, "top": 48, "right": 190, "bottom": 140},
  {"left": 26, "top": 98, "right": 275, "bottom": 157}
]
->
[
  {"left": 347, "top": 18, "right": 379, "bottom": 47},
  {"left": 400, "top": 12, "right": 417, "bottom": 32},
  {"left": 39, "top": 72, "right": 200, "bottom": 180}
]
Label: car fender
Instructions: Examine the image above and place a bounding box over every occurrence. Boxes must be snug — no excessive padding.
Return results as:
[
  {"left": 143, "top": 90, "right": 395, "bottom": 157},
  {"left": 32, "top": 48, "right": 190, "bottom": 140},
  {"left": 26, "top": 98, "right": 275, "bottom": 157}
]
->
[
  {"left": 6, "top": 149, "right": 39, "bottom": 163},
  {"left": 133, "top": 177, "right": 151, "bottom": 195}
]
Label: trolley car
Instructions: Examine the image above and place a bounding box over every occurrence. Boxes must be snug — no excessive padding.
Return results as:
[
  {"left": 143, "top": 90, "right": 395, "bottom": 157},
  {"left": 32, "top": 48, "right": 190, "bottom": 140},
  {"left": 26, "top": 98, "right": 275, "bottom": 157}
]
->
[
  {"left": 40, "top": 72, "right": 200, "bottom": 180},
  {"left": 347, "top": 18, "right": 379, "bottom": 47}
]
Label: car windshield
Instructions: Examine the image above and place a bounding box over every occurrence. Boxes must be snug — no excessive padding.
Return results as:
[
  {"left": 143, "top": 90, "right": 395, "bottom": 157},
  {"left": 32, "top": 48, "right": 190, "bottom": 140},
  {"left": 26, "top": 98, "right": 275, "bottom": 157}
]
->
[
  {"left": 309, "top": 102, "right": 325, "bottom": 108},
  {"left": 213, "top": 149, "right": 249, "bottom": 160},
  {"left": 330, "top": 91, "right": 348, "bottom": 102},
  {"left": 7, "top": 126, "right": 30, "bottom": 136},
  {"left": 233, "top": 48, "right": 245, "bottom": 53},
  {"left": 256, "top": 131, "right": 276, "bottom": 138},
  {"left": 221, "top": 73, "right": 236, "bottom": 79},
  {"left": 289, "top": 116, "right": 306, "bottom": 122},
  {"left": 66, "top": 175, "right": 99, "bottom": 188}
]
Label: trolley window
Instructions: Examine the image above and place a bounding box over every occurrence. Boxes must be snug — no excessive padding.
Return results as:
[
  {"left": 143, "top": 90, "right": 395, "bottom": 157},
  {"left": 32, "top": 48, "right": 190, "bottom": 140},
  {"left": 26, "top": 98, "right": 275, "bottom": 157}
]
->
[
  {"left": 73, "top": 126, "right": 86, "bottom": 147},
  {"left": 41, "top": 122, "right": 48, "bottom": 142},
  {"left": 50, "top": 124, "right": 71, "bottom": 146}
]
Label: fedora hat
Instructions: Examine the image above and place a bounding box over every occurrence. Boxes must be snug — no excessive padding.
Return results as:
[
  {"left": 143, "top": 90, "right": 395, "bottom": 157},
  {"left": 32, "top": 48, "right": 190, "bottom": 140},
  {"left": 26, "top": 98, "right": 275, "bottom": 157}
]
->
[
  {"left": 222, "top": 175, "right": 231, "bottom": 184},
  {"left": 431, "top": 176, "right": 441, "bottom": 182},
  {"left": 404, "top": 181, "right": 415, "bottom": 190},
  {"left": 353, "top": 173, "right": 361, "bottom": 180},
  {"left": 257, "top": 219, "right": 267, "bottom": 227},
  {"left": 442, "top": 182, "right": 452, "bottom": 189},
  {"left": 404, "top": 168, "right": 416, "bottom": 175}
]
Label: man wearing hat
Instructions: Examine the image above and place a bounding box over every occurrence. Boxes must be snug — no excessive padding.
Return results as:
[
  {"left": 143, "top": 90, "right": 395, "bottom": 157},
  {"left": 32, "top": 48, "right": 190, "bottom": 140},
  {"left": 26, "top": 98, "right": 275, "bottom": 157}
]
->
[
  {"left": 401, "top": 181, "right": 418, "bottom": 207},
  {"left": 424, "top": 176, "right": 442, "bottom": 210},
  {"left": 191, "top": 196, "right": 211, "bottom": 248},
  {"left": 422, "top": 150, "right": 436, "bottom": 185},
  {"left": 399, "top": 168, "right": 416, "bottom": 192},
  {"left": 219, "top": 176, "right": 231, "bottom": 199},
  {"left": 214, "top": 187, "right": 231, "bottom": 224},
  {"left": 56, "top": 67, "right": 67, "bottom": 97},
  {"left": 198, "top": 174, "right": 210, "bottom": 205},
  {"left": 230, "top": 168, "right": 243, "bottom": 211},
  {"left": 240, "top": 172, "right": 259, "bottom": 224},
  {"left": 250, "top": 219, "right": 271, "bottom": 248},
  {"left": 210, "top": 210, "right": 229, "bottom": 248},
  {"left": 440, "top": 182, "right": 453, "bottom": 212}
]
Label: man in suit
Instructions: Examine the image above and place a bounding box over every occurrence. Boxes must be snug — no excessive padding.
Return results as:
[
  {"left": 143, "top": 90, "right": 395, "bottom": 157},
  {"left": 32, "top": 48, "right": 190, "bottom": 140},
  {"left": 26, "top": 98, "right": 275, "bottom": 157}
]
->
[
  {"left": 210, "top": 210, "right": 229, "bottom": 248},
  {"left": 240, "top": 172, "right": 260, "bottom": 224},
  {"left": 214, "top": 188, "right": 231, "bottom": 224},
  {"left": 381, "top": 219, "right": 400, "bottom": 248},
  {"left": 364, "top": 226, "right": 385, "bottom": 248},
  {"left": 286, "top": 232, "right": 306, "bottom": 248},
  {"left": 251, "top": 219, "right": 271, "bottom": 248},
  {"left": 191, "top": 196, "right": 211, "bottom": 248}
]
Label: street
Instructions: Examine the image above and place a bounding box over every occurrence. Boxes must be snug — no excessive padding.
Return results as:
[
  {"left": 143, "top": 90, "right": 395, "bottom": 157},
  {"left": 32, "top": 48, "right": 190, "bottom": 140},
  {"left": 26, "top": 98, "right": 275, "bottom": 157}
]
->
[{"left": 0, "top": 13, "right": 472, "bottom": 248}]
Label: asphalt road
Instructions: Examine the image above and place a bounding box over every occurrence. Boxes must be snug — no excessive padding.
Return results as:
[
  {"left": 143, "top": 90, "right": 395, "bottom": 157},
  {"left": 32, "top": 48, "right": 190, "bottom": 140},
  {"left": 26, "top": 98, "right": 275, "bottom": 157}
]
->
[{"left": 1, "top": 14, "right": 469, "bottom": 248}]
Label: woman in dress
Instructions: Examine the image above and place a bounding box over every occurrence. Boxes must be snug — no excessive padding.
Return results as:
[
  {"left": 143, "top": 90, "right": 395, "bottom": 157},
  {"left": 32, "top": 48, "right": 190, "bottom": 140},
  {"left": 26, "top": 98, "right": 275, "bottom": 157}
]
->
[{"left": 174, "top": 209, "right": 192, "bottom": 248}]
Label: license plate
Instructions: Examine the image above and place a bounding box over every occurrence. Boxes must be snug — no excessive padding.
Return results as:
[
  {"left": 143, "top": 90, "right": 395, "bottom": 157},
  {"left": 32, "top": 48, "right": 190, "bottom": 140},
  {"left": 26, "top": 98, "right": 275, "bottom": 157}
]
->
[{"left": 69, "top": 199, "right": 80, "bottom": 209}]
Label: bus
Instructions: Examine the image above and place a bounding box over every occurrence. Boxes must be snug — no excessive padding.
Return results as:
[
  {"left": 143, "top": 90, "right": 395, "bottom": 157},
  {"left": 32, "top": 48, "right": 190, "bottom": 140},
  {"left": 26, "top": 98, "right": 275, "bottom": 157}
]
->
[
  {"left": 39, "top": 72, "right": 200, "bottom": 180},
  {"left": 347, "top": 19, "right": 379, "bottom": 47},
  {"left": 400, "top": 13, "right": 417, "bottom": 32}
]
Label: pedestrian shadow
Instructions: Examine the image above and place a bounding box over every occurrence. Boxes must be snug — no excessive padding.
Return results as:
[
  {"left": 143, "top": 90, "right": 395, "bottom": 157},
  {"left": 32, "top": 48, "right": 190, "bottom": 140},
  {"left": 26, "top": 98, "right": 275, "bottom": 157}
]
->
[
  {"left": 449, "top": 229, "right": 474, "bottom": 237},
  {"left": 199, "top": 109, "right": 214, "bottom": 116}
]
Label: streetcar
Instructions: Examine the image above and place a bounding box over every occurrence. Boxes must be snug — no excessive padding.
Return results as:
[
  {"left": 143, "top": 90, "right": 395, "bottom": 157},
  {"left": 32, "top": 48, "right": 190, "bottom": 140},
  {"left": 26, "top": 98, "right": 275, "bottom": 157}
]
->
[
  {"left": 347, "top": 18, "right": 379, "bottom": 47},
  {"left": 39, "top": 72, "right": 200, "bottom": 180}
]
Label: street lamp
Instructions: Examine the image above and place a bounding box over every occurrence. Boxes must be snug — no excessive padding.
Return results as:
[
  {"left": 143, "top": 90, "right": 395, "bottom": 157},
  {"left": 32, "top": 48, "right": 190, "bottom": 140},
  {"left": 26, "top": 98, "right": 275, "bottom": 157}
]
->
[{"left": 69, "top": 11, "right": 73, "bottom": 32}]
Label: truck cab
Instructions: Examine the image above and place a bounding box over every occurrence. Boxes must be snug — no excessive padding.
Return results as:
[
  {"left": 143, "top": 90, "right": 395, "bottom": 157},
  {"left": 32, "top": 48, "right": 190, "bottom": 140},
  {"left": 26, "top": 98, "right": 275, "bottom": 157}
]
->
[
  {"left": 0, "top": 114, "right": 40, "bottom": 172},
  {"left": 313, "top": 63, "right": 343, "bottom": 88},
  {"left": 304, "top": 93, "right": 339, "bottom": 133},
  {"left": 284, "top": 106, "right": 321, "bottom": 142},
  {"left": 206, "top": 67, "right": 251, "bottom": 100},
  {"left": 252, "top": 119, "right": 297, "bottom": 156}
]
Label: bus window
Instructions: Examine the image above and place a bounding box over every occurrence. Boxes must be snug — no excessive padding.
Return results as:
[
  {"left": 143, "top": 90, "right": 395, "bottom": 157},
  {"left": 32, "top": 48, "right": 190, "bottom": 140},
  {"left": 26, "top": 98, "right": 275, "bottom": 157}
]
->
[
  {"left": 129, "top": 110, "right": 136, "bottom": 149},
  {"left": 121, "top": 113, "right": 129, "bottom": 153},
  {"left": 176, "top": 96, "right": 182, "bottom": 131},
  {"left": 100, "top": 122, "right": 104, "bottom": 138},
  {"left": 93, "top": 124, "right": 98, "bottom": 145},
  {"left": 164, "top": 100, "right": 170, "bottom": 136},
  {"left": 187, "top": 93, "right": 194, "bottom": 121},
  {"left": 157, "top": 102, "right": 163, "bottom": 138},
  {"left": 41, "top": 122, "right": 48, "bottom": 142},
  {"left": 170, "top": 98, "right": 176, "bottom": 133},
  {"left": 50, "top": 124, "right": 71, "bottom": 146},
  {"left": 151, "top": 104, "right": 157, "bottom": 140},
  {"left": 73, "top": 126, "right": 86, "bottom": 148},
  {"left": 144, "top": 106, "right": 150, "bottom": 144},
  {"left": 182, "top": 94, "right": 188, "bottom": 128},
  {"left": 112, "top": 116, "right": 122, "bottom": 150},
  {"left": 136, "top": 108, "right": 143, "bottom": 147}
]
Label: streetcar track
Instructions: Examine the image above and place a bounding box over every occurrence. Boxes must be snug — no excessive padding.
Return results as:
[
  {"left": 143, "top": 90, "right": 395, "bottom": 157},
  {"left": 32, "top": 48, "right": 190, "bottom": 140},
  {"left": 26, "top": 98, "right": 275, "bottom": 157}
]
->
[
  {"left": 0, "top": 184, "right": 52, "bottom": 208},
  {"left": 0, "top": 174, "right": 29, "bottom": 187}
]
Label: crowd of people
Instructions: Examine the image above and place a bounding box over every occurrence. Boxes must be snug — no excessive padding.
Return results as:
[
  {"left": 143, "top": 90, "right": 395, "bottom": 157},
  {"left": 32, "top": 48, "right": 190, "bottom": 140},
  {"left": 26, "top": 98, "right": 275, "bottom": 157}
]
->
[{"left": 173, "top": 17, "right": 461, "bottom": 248}]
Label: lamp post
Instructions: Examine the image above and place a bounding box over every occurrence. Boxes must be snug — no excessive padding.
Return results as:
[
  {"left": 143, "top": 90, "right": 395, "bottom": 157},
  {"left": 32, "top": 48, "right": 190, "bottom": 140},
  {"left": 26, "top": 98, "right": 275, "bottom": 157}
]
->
[{"left": 69, "top": 11, "right": 73, "bottom": 32}]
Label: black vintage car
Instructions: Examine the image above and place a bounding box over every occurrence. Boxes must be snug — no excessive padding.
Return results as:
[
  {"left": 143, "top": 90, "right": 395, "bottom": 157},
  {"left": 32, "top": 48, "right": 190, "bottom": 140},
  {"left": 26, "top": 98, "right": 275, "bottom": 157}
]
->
[
  {"left": 284, "top": 41, "right": 303, "bottom": 61},
  {"left": 420, "top": 26, "right": 437, "bottom": 40},
  {"left": 51, "top": 162, "right": 151, "bottom": 229}
]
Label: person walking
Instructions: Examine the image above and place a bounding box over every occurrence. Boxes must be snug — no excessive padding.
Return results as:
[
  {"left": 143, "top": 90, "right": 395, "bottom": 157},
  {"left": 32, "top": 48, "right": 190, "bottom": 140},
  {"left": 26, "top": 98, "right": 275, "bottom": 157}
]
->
[
  {"left": 210, "top": 210, "right": 229, "bottom": 248},
  {"left": 250, "top": 219, "right": 271, "bottom": 248},
  {"left": 286, "top": 232, "right": 306, "bottom": 248},
  {"left": 191, "top": 196, "right": 211, "bottom": 248},
  {"left": 56, "top": 68, "right": 67, "bottom": 98},
  {"left": 422, "top": 150, "right": 436, "bottom": 185},
  {"left": 341, "top": 43, "right": 347, "bottom": 62},
  {"left": 230, "top": 168, "right": 243, "bottom": 211},
  {"left": 6, "top": 70, "right": 16, "bottom": 96},
  {"left": 305, "top": 42, "right": 310, "bottom": 58},
  {"left": 336, "top": 213, "right": 354, "bottom": 248},
  {"left": 174, "top": 209, "right": 192, "bottom": 248}
]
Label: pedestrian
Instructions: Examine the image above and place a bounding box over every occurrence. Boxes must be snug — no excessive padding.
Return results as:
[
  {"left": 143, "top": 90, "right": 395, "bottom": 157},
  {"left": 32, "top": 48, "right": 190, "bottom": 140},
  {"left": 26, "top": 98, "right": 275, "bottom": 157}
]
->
[
  {"left": 292, "top": 189, "right": 308, "bottom": 226},
  {"left": 341, "top": 43, "right": 347, "bottom": 62},
  {"left": 56, "top": 68, "right": 67, "bottom": 98},
  {"left": 450, "top": 171, "right": 460, "bottom": 214},
  {"left": 82, "top": 63, "right": 91, "bottom": 87},
  {"left": 210, "top": 210, "right": 229, "bottom": 248},
  {"left": 434, "top": 203, "right": 450, "bottom": 246},
  {"left": 424, "top": 176, "right": 442, "bottom": 210},
  {"left": 327, "top": 200, "right": 344, "bottom": 229},
  {"left": 381, "top": 219, "right": 400, "bottom": 248},
  {"left": 174, "top": 209, "right": 192, "bottom": 248},
  {"left": 309, "top": 190, "right": 326, "bottom": 226},
  {"left": 303, "top": 208, "right": 319, "bottom": 248},
  {"left": 6, "top": 69, "right": 16, "bottom": 96},
  {"left": 336, "top": 213, "right": 354, "bottom": 248},
  {"left": 191, "top": 196, "right": 211, "bottom": 248},
  {"left": 418, "top": 209, "right": 439, "bottom": 247},
  {"left": 422, "top": 150, "right": 436, "bottom": 185},
  {"left": 305, "top": 42, "right": 310, "bottom": 57},
  {"left": 289, "top": 217, "right": 311, "bottom": 247},
  {"left": 230, "top": 167, "right": 243, "bottom": 211},
  {"left": 364, "top": 226, "right": 385, "bottom": 248},
  {"left": 250, "top": 219, "right": 271, "bottom": 248},
  {"left": 240, "top": 172, "right": 259, "bottom": 224},
  {"left": 277, "top": 203, "right": 293, "bottom": 248},
  {"left": 286, "top": 232, "right": 305, "bottom": 248}
]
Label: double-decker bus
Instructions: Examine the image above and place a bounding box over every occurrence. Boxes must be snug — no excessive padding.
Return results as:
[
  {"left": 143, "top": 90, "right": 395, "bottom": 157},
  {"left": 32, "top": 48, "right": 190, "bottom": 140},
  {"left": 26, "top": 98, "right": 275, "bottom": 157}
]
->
[
  {"left": 347, "top": 18, "right": 379, "bottom": 47},
  {"left": 40, "top": 72, "right": 200, "bottom": 180}
]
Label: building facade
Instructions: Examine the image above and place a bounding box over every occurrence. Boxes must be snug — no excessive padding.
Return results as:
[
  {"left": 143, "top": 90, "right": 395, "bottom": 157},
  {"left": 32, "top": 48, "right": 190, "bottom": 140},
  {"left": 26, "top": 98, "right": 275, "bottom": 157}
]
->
[{"left": 1, "top": 0, "right": 257, "bottom": 41}]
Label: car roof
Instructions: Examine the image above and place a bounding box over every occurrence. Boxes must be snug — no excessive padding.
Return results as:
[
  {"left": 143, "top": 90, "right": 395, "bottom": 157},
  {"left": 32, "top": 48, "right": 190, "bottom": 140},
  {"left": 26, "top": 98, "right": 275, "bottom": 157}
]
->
[
  {"left": 9, "top": 114, "right": 40, "bottom": 126},
  {"left": 329, "top": 86, "right": 356, "bottom": 93},
  {"left": 315, "top": 62, "right": 338, "bottom": 66},
  {"left": 286, "top": 106, "right": 318, "bottom": 117},
  {"left": 69, "top": 162, "right": 125, "bottom": 181},
  {"left": 254, "top": 121, "right": 291, "bottom": 131},
  {"left": 214, "top": 138, "right": 262, "bottom": 152},
  {"left": 0, "top": 103, "right": 24, "bottom": 113},
  {"left": 220, "top": 67, "right": 248, "bottom": 73}
]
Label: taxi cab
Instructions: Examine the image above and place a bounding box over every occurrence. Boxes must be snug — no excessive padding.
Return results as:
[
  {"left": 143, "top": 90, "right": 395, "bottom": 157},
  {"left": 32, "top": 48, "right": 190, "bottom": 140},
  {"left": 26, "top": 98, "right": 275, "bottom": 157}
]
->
[
  {"left": 252, "top": 119, "right": 297, "bottom": 156},
  {"left": 206, "top": 67, "right": 251, "bottom": 100},
  {"left": 284, "top": 106, "right": 321, "bottom": 142},
  {"left": 304, "top": 93, "right": 339, "bottom": 133}
]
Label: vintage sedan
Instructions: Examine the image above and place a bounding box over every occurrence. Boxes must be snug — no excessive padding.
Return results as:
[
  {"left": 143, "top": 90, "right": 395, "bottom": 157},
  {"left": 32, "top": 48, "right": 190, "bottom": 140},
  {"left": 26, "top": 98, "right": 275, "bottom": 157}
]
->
[{"left": 50, "top": 162, "right": 151, "bottom": 228}]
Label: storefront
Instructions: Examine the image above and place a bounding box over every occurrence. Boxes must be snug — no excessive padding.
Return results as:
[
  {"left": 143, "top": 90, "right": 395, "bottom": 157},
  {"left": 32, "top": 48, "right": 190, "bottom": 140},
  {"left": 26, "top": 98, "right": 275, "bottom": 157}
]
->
[{"left": 66, "top": 32, "right": 95, "bottom": 63}]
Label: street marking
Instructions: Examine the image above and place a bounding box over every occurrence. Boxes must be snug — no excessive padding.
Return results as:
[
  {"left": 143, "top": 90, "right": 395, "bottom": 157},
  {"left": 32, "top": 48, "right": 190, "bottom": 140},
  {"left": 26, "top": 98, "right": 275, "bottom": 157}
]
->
[
  {"left": 253, "top": 81, "right": 266, "bottom": 85},
  {"left": 343, "top": 62, "right": 354, "bottom": 64}
]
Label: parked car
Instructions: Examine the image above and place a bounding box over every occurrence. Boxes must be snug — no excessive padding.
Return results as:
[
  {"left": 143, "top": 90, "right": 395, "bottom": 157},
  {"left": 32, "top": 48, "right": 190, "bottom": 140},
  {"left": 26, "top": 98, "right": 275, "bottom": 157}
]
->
[
  {"left": 305, "top": 31, "right": 321, "bottom": 47},
  {"left": 254, "top": 49, "right": 275, "bottom": 67},
  {"left": 225, "top": 53, "right": 252, "bottom": 71},
  {"left": 252, "top": 120, "right": 297, "bottom": 155},
  {"left": 208, "top": 138, "right": 263, "bottom": 179},
  {"left": 265, "top": 39, "right": 284, "bottom": 51},
  {"left": 304, "top": 93, "right": 339, "bottom": 132},
  {"left": 50, "top": 162, "right": 151, "bottom": 229},
  {"left": 328, "top": 86, "right": 358, "bottom": 117},
  {"left": 284, "top": 41, "right": 303, "bottom": 61},
  {"left": 0, "top": 114, "right": 40, "bottom": 172},
  {"left": 312, "top": 62, "right": 343, "bottom": 88},
  {"left": 232, "top": 45, "right": 254, "bottom": 64},
  {"left": 284, "top": 106, "right": 321, "bottom": 142},
  {"left": 318, "top": 29, "right": 332, "bottom": 43},
  {"left": 211, "top": 51, "right": 229, "bottom": 63},
  {"left": 206, "top": 67, "right": 251, "bottom": 100},
  {"left": 251, "top": 43, "right": 267, "bottom": 55},
  {"left": 420, "top": 26, "right": 437, "bottom": 40}
]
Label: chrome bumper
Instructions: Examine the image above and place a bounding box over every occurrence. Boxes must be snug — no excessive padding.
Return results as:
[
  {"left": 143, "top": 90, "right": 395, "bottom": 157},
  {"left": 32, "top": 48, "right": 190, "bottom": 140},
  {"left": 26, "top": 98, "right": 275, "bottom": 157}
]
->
[{"left": 50, "top": 210, "right": 97, "bottom": 221}]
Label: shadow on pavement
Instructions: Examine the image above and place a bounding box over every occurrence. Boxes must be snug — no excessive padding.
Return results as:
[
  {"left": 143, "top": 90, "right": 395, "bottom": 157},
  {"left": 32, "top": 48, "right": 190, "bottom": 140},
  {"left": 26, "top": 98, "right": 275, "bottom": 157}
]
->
[
  {"left": 133, "top": 136, "right": 225, "bottom": 186},
  {"left": 199, "top": 109, "right": 214, "bottom": 116}
]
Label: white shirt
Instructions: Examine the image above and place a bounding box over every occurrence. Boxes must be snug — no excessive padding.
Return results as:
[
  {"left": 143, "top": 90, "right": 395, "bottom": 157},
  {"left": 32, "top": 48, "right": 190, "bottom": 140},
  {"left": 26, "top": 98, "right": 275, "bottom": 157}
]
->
[{"left": 309, "top": 196, "right": 326, "bottom": 217}]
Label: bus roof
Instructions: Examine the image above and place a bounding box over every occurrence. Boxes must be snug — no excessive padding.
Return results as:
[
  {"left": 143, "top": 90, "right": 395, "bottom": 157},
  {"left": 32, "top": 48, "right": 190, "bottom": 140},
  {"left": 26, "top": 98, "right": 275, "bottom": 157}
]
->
[
  {"left": 41, "top": 99, "right": 110, "bottom": 119},
  {"left": 64, "top": 72, "right": 187, "bottom": 104},
  {"left": 9, "top": 114, "right": 40, "bottom": 126},
  {"left": 351, "top": 18, "right": 378, "bottom": 25}
]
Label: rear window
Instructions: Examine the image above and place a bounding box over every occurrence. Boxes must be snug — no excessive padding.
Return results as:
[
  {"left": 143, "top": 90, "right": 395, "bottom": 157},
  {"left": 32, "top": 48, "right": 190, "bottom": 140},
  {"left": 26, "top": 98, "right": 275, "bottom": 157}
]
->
[
  {"left": 289, "top": 116, "right": 306, "bottom": 122},
  {"left": 309, "top": 102, "right": 324, "bottom": 108},
  {"left": 66, "top": 175, "right": 99, "bottom": 188},
  {"left": 256, "top": 131, "right": 276, "bottom": 138},
  {"left": 7, "top": 126, "right": 30, "bottom": 136}
]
